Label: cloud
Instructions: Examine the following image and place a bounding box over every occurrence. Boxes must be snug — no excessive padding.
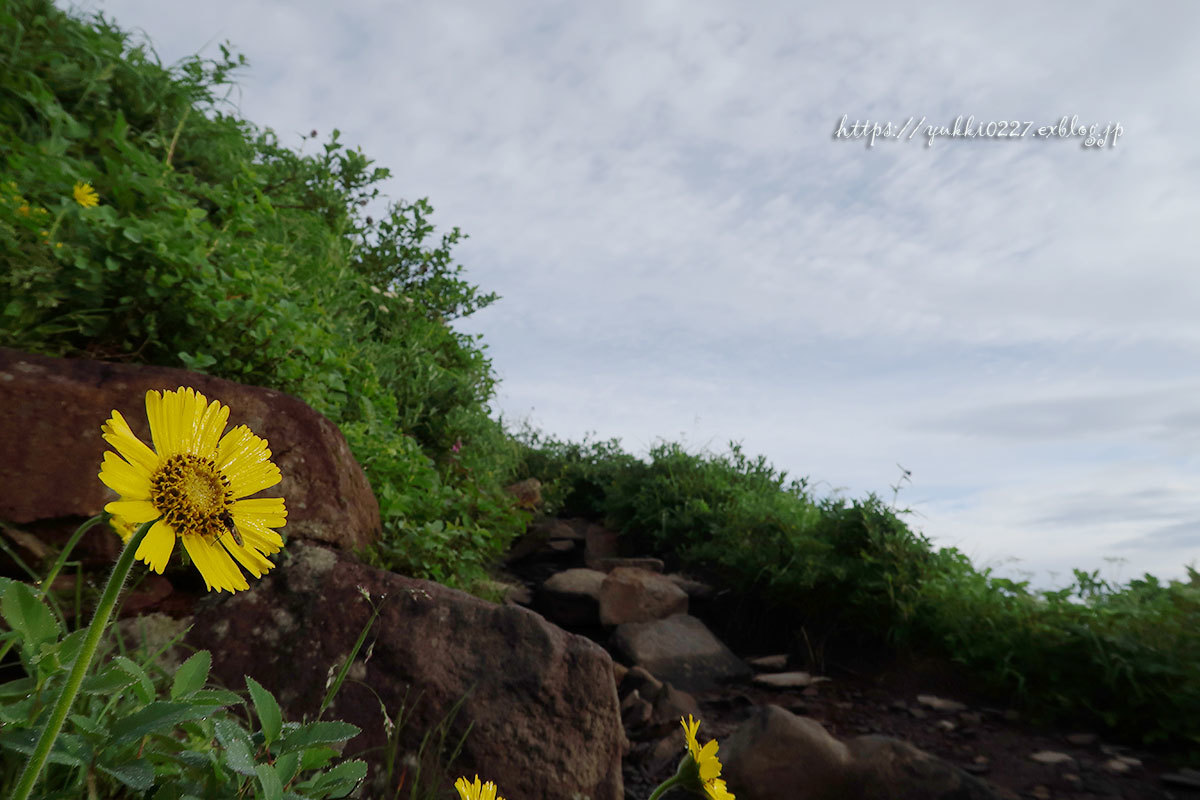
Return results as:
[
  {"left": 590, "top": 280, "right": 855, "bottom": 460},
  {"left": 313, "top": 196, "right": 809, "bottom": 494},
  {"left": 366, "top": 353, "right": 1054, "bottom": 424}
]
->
[{"left": 86, "top": 0, "right": 1200, "bottom": 585}]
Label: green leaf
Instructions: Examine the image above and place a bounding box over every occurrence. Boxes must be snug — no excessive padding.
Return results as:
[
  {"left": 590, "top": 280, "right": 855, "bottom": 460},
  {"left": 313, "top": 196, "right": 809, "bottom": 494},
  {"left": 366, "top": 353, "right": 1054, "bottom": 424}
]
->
[
  {"left": 110, "top": 702, "right": 223, "bottom": 745},
  {"left": 304, "top": 760, "right": 367, "bottom": 798},
  {"left": 256, "top": 763, "right": 283, "bottom": 800},
  {"left": 98, "top": 760, "right": 156, "bottom": 791},
  {"left": 81, "top": 663, "right": 138, "bottom": 694},
  {"left": 213, "top": 718, "right": 257, "bottom": 777},
  {"left": 274, "top": 751, "right": 300, "bottom": 785},
  {"left": 2, "top": 581, "right": 61, "bottom": 648},
  {"left": 246, "top": 676, "right": 282, "bottom": 747},
  {"left": 188, "top": 688, "right": 244, "bottom": 706},
  {"left": 113, "top": 655, "right": 155, "bottom": 704},
  {"left": 276, "top": 721, "right": 360, "bottom": 755},
  {"left": 171, "top": 650, "right": 212, "bottom": 699}
]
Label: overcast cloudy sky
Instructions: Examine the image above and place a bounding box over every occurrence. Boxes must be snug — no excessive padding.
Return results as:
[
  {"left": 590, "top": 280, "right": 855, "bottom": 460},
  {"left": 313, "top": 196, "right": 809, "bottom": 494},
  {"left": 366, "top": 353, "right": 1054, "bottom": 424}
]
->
[{"left": 85, "top": 0, "right": 1200, "bottom": 588}]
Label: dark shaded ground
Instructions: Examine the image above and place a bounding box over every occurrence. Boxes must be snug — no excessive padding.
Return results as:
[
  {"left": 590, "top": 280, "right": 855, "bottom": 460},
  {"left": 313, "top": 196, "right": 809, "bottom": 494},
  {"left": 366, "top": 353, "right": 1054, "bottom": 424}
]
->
[{"left": 618, "top": 654, "right": 1200, "bottom": 800}]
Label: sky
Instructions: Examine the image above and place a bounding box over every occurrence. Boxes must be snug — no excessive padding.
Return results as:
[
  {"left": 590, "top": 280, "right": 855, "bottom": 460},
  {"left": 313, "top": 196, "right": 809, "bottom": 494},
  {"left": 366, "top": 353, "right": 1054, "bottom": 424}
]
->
[{"left": 84, "top": 0, "right": 1200, "bottom": 589}]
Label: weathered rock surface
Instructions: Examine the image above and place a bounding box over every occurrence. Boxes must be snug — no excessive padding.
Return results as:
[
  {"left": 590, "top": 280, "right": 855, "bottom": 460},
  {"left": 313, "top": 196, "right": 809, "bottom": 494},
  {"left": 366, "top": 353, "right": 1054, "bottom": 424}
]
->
[
  {"left": 187, "top": 542, "right": 625, "bottom": 800},
  {"left": 599, "top": 566, "right": 688, "bottom": 626},
  {"left": 539, "top": 567, "right": 607, "bottom": 627},
  {"left": 0, "top": 347, "right": 379, "bottom": 551},
  {"left": 722, "top": 705, "right": 1007, "bottom": 800},
  {"left": 611, "top": 613, "right": 750, "bottom": 691}
]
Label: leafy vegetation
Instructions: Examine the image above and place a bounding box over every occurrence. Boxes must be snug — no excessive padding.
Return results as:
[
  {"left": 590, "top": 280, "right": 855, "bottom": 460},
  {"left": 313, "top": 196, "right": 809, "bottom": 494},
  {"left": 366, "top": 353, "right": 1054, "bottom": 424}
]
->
[
  {"left": 1, "top": 0, "right": 1197, "bottom": 787},
  {"left": 515, "top": 433, "right": 1200, "bottom": 755},
  {"left": 0, "top": 0, "right": 527, "bottom": 591}
]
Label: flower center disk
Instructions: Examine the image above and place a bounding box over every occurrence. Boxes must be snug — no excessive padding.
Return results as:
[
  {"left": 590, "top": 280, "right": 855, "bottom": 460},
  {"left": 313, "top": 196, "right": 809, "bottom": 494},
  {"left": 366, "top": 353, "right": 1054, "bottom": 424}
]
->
[{"left": 149, "top": 454, "right": 233, "bottom": 541}]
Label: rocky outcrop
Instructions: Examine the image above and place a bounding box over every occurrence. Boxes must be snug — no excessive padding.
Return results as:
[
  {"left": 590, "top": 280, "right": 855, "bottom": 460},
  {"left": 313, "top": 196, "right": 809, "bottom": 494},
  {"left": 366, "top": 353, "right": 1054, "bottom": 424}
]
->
[
  {"left": 186, "top": 541, "right": 625, "bottom": 800},
  {"left": 0, "top": 347, "right": 379, "bottom": 551},
  {"left": 611, "top": 613, "right": 751, "bottom": 692},
  {"left": 599, "top": 566, "right": 688, "bottom": 626},
  {"left": 722, "top": 705, "right": 1007, "bottom": 800}
]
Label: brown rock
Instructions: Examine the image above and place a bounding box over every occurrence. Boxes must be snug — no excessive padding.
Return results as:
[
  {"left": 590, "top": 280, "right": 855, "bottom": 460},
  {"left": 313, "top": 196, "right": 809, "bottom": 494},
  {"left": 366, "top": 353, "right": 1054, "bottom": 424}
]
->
[
  {"left": 917, "top": 694, "right": 968, "bottom": 713},
  {"left": 504, "top": 477, "right": 542, "bottom": 510},
  {"left": 0, "top": 347, "right": 379, "bottom": 551},
  {"left": 722, "top": 705, "right": 1008, "bottom": 800},
  {"left": 751, "top": 671, "right": 829, "bottom": 689},
  {"left": 538, "top": 568, "right": 607, "bottom": 627},
  {"left": 589, "top": 557, "right": 665, "bottom": 573},
  {"left": 599, "top": 567, "right": 688, "bottom": 626},
  {"left": 747, "top": 653, "right": 788, "bottom": 671},
  {"left": 722, "top": 705, "right": 852, "bottom": 800},
  {"left": 611, "top": 613, "right": 750, "bottom": 692},
  {"left": 666, "top": 573, "right": 714, "bottom": 599},
  {"left": 584, "top": 524, "right": 620, "bottom": 563},
  {"left": 187, "top": 542, "right": 624, "bottom": 800}
]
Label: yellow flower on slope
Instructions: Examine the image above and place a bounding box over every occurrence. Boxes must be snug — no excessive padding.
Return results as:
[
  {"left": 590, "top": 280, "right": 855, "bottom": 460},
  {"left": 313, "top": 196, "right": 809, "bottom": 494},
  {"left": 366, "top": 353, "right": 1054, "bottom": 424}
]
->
[
  {"left": 73, "top": 181, "right": 99, "bottom": 208},
  {"left": 99, "top": 387, "right": 286, "bottom": 592},
  {"left": 681, "top": 715, "right": 736, "bottom": 799},
  {"left": 453, "top": 775, "right": 505, "bottom": 800}
]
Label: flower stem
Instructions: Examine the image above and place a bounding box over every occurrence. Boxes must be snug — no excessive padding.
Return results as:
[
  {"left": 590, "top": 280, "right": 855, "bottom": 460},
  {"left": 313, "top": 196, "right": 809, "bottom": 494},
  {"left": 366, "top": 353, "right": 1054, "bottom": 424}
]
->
[
  {"left": 11, "top": 520, "right": 151, "bottom": 800},
  {"left": 37, "top": 514, "right": 106, "bottom": 597},
  {"left": 646, "top": 774, "right": 683, "bottom": 800}
]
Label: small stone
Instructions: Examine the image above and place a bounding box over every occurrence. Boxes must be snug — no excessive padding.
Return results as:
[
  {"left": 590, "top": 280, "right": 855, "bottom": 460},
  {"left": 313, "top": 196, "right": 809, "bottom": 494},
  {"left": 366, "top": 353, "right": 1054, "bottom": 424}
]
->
[
  {"left": 1116, "top": 755, "right": 1142, "bottom": 768},
  {"left": 1161, "top": 772, "right": 1200, "bottom": 790},
  {"left": 1029, "top": 751, "right": 1076, "bottom": 766},
  {"left": 747, "top": 654, "right": 788, "bottom": 670},
  {"left": 1030, "top": 785, "right": 1051, "bottom": 799},
  {"left": 916, "top": 694, "right": 967, "bottom": 712},
  {"left": 974, "top": 755, "right": 990, "bottom": 765},
  {"left": 1066, "top": 733, "right": 1098, "bottom": 746},
  {"left": 1102, "top": 758, "right": 1131, "bottom": 775},
  {"left": 908, "top": 707, "right": 928, "bottom": 719},
  {"left": 802, "top": 686, "right": 821, "bottom": 697},
  {"left": 1063, "top": 773, "right": 1083, "bottom": 789},
  {"left": 935, "top": 719, "right": 957, "bottom": 732},
  {"left": 889, "top": 700, "right": 908, "bottom": 712},
  {"left": 751, "top": 671, "right": 829, "bottom": 689},
  {"left": 958, "top": 711, "right": 983, "bottom": 725}
]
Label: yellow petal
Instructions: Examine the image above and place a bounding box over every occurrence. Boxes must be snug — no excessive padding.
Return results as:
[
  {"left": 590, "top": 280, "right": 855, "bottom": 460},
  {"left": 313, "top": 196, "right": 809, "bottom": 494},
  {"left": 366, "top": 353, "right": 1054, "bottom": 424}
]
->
[
  {"left": 195, "top": 396, "right": 230, "bottom": 455},
  {"left": 104, "top": 499, "right": 159, "bottom": 523},
  {"left": 234, "top": 521, "right": 284, "bottom": 555},
  {"left": 101, "top": 410, "right": 159, "bottom": 473},
  {"left": 231, "top": 497, "right": 287, "bottom": 526},
  {"left": 223, "top": 538, "right": 275, "bottom": 578},
  {"left": 183, "top": 534, "right": 248, "bottom": 593},
  {"left": 146, "top": 389, "right": 168, "bottom": 456},
  {"left": 135, "top": 520, "right": 176, "bottom": 573},
  {"left": 98, "top": 452, "right": 152, "bottom": 499}
]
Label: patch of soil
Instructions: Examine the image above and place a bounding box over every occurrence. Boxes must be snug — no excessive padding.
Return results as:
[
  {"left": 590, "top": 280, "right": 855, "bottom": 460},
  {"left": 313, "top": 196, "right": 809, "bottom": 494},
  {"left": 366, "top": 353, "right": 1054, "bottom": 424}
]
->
[{"left": 622, "top": 668, "right": 1198, "bottom": 800}]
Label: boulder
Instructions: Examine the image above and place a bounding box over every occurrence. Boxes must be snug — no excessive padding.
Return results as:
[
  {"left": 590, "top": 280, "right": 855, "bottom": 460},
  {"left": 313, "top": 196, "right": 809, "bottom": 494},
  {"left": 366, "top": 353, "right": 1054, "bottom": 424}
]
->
[
  {"left": 538, "top": 567, "right": 607, "bottom": 627},
  {"left": 599, "top": 567, "right": 688, "bottom": 626},
  {"left": 0, "top": 347, "right": 379, "bottom": 551},
  {"left": 721, "top": 705, "right": 1008, "bottom": 800},
  {"left": 617, "top": 666, "right": 700, "bottom": 738},
  {"left": 584, "top": 524, "right": 620, "bottom": 563},
  {"left": 590, "top": 557, "right": 665, "bottom": 573},
  {"left": 187, "top": 542, "right": 625, "bottom": 800},
  {"left": 611, "top": 613, "right": 750, "bottom": 692}
]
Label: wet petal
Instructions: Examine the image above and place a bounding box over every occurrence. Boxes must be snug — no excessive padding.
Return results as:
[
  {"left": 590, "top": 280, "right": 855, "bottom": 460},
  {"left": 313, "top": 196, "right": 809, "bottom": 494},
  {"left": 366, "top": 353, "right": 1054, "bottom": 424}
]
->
[{"left": 135, "top": 520, "right": 176, "bottom": 573}]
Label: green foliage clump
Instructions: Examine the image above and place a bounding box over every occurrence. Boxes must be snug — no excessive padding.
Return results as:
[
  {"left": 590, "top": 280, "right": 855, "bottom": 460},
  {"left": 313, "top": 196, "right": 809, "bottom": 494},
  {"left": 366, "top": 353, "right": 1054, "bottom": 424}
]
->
[
  {"left": 0, "top": 577, "right": 365, "bottom": 798},
  {"left": 516, "top": 433, "right": 1200, "bottom": 755},
  {"left": 0, "top": 0, "right": 526, "bottom": 588}
]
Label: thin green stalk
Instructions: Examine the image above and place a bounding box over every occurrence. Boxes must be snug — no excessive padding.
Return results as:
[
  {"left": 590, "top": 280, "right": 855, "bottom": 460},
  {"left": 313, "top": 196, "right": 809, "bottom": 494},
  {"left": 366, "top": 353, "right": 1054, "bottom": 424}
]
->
[
  {"left": 37, "top": 514, "right": 105, "bottom": 596},
  {"left": 646, "top": 775, "right": 683, "bottom": 800},
  {"left": 11, "top": 519, "right": 152, "bottom": 800}
]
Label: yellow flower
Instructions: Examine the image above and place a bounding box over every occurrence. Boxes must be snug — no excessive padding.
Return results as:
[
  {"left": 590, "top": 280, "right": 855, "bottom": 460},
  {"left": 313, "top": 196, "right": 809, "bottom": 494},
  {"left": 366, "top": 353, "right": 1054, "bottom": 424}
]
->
[
  {"left": 73, "top": 181, "right": 99, "bottom": 208},
  {"left": 681, "top": 715, "right": 735, "bottom": 799},
  {"left": 453, "top": 775, "right": 505, "bottom": 800},
  {"left": 99, "top": 387, "right": 287, "bottom": 592}
]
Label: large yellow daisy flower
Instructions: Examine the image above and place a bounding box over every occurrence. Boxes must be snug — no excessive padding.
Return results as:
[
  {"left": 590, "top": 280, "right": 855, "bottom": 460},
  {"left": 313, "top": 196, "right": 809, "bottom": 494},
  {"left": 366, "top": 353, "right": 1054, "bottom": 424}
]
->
[
  {"left": 99, "top": 387, "right": 286, "bottom": 592},
  {"left": 73, "top": 181, "right": 99, "bottom": 208},
  {"left": 453, "top": 775, "right": 505, "bottom": 800},
  {"left": 681, "top": 715, "right": 735, "bottom": 799}
]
